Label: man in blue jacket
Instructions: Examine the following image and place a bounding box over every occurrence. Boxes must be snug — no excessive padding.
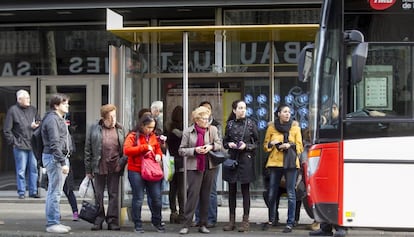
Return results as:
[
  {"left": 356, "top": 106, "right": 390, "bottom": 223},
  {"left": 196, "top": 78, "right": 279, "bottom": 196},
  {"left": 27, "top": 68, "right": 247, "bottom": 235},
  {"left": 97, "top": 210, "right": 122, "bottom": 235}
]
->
[{"left": 3, "top": 89, "right": 40, "bottom": 199}]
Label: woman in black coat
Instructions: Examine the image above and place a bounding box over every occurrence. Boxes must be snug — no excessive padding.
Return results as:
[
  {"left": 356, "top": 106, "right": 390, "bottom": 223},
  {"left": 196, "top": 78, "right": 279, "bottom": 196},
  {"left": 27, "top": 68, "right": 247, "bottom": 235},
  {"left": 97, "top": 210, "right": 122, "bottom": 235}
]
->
[{"left": 222, "top": 99, "right": 259, "bottom": 232}]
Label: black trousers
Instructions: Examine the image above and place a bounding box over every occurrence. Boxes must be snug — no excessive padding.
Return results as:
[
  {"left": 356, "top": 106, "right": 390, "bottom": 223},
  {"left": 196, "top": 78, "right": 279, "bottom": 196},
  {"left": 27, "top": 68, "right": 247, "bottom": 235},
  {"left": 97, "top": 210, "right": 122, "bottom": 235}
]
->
[
  {"left": 169, "top": 171, "right": 185, "bottom": 215},
  {"left": 94, "top": 172, "right": 120, "bottom": 226}
]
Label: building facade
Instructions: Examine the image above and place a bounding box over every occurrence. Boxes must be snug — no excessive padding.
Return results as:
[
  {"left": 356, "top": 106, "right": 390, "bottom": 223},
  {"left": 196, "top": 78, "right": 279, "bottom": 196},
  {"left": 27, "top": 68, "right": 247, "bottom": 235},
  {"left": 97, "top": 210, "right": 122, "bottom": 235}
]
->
[{"left": 0, "top": 0, "right": 321, "bottom": 193}]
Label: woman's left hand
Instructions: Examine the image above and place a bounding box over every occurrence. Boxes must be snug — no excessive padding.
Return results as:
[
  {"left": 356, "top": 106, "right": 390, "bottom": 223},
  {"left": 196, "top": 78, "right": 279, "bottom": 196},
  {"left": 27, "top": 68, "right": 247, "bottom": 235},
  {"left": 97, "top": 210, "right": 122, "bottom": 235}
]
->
[
  {"left": 279, "top": 143, "right": 291, "bottom": 150},
  {"left": 238, "top": 141, "right": 247, "bottom": 150}
]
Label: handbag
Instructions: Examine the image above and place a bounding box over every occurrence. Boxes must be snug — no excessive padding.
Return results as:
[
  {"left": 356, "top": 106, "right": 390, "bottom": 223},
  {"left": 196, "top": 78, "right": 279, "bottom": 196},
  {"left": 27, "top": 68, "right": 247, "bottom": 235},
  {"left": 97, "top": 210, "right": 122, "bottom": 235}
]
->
[
  {"left": 141, "top": 152, "right": 164, "bottom": 182},
  {"left": 283, "top": 147, "right": 297, "bottom": 169},
  {"left": 79, "top": 179, "right": 100, "bottom": 224},
  {"left": 208, "top": 150, "right": 230, "bottom": 165},
  {"left": 135, "top": 132, "right": 164, "bottom": 182},
  {"left": 223, "top": 158, "right": 238, "bottom": 170},
  {"left": 222, "top": 119, "right": 247, "bottom": 170},
  {"left": 39, "top": 167, "right": 48, "bottom": 190}
]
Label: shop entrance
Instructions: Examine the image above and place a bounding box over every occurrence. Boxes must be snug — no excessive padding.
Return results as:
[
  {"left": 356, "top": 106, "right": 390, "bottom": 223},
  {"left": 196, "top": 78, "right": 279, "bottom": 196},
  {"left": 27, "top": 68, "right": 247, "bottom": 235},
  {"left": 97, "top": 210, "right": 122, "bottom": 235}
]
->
[{"left": 0, "top": 75, "right": 108, "bottom": 191}]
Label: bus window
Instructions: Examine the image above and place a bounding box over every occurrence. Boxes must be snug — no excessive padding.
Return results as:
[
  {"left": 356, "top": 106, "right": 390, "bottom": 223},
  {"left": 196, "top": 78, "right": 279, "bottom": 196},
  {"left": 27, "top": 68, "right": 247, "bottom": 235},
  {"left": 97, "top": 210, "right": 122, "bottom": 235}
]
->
[{"left": 347, "top": 44, "right": 413, "bottom": 117}]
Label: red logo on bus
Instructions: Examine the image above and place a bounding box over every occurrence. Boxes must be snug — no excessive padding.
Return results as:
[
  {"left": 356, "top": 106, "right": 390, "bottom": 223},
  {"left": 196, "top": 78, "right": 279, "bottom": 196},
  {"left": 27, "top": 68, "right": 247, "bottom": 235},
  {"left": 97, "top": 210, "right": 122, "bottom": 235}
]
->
[{"left": 369, "top": 0, "right": 396, "bottom": 10}]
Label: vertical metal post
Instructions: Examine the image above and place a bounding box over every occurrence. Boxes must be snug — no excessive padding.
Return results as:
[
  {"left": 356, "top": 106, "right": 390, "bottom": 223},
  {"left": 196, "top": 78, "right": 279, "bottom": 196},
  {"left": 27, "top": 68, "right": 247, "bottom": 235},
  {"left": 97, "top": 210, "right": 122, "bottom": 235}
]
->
[
  {"left": 270, "top": 40, "right": 275, "bottom": 121},
  {"left": 183, "top": 31, "right": 189, "bottom": 205}
]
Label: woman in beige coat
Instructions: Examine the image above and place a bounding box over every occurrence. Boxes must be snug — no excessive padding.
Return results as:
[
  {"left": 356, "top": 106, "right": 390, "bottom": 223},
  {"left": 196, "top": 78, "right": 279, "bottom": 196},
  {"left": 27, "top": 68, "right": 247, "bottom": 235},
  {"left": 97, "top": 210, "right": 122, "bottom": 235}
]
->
[{"left": 178, "top": 106, "right": 222, "bottom": 235}]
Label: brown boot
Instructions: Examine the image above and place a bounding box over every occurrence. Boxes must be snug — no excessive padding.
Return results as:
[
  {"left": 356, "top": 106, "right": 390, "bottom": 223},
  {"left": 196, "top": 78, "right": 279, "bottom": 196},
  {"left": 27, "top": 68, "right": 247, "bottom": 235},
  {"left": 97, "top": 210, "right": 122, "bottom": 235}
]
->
[
  {"left": 223, "top": 214, "right": 235, "bottom": 231},
  {"left": 238, "top": 214, "right": 249, "bottom": 232}
]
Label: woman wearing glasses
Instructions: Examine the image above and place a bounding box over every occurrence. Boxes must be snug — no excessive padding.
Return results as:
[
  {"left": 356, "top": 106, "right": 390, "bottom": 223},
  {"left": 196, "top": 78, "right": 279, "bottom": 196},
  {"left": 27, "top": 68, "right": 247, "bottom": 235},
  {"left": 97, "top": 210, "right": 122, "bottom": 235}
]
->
[{"left": 178, "top": 106, "right": 222, "bottom": 235}]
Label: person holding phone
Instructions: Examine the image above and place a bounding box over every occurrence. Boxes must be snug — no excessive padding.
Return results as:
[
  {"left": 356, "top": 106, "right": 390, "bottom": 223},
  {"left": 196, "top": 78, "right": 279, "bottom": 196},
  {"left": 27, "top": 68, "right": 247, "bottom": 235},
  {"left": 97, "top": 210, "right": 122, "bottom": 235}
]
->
[
  {"left": 178, "top": 106, "right": 222, "bottom": 235},
  {"left": 222, "top": 99, "right": 259, "bottom": 232}
]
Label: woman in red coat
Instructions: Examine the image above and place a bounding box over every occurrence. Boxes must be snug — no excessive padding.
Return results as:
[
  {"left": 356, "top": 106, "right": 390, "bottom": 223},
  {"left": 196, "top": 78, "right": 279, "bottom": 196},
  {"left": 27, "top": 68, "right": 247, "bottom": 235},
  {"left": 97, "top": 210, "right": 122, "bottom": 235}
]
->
[{"left": 123, "top": 114, "right": 164, "bottom": 233}]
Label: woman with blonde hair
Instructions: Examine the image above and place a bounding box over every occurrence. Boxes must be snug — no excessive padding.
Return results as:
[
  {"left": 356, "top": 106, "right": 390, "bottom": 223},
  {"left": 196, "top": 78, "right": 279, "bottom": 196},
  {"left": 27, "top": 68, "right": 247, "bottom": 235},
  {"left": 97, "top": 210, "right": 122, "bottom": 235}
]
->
[{"left": 178, "top": 106, "right": 222, "bottom": 235}]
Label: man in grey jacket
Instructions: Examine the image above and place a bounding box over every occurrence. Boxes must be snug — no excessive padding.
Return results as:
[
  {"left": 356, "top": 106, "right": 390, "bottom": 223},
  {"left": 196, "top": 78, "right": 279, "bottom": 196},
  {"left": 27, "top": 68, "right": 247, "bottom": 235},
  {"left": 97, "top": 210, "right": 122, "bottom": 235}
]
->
[{"left": 3, "top": 89, "right": 40, "bottom": 199}]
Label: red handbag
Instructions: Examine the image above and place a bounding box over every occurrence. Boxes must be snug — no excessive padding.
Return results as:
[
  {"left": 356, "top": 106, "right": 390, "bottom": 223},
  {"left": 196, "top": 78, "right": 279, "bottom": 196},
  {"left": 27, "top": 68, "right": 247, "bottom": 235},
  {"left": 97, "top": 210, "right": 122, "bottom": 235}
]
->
[{"left": 141, "top": 151, "right": 164, "bottom": 182}]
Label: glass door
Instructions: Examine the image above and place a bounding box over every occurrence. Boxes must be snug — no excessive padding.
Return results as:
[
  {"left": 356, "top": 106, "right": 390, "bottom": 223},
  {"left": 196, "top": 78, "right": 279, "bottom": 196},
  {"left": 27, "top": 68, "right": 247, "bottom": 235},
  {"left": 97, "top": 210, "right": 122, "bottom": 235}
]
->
[
  {"left": 0, "top": 77, "right": 37, "bottom": 190},
  {"left": 39, "top": 75, "right": 107, "bottom": 183}
]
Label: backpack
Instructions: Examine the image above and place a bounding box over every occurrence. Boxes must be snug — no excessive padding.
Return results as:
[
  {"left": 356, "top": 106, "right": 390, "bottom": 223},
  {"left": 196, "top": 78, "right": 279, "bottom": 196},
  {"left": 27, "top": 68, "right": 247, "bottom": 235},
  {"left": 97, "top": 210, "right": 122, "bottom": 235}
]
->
[{"left": 31, "top": 123, "right": 44, "bottom": 167}]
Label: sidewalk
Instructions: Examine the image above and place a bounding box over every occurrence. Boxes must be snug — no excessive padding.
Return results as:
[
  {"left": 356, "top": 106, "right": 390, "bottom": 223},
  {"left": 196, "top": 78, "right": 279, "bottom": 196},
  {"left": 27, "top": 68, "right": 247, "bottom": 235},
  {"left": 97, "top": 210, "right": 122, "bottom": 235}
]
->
[
  {"left": 0, "top": 190, "right": 317, "bottom": 237},
  {"left": 1, "top": 191, "right": 414, "bottom": 237}
]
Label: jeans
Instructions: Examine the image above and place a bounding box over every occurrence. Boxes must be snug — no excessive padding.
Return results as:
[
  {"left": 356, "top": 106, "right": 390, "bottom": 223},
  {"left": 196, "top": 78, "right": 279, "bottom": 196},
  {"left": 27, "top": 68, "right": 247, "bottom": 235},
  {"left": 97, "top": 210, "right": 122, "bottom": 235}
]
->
[
  {"left": 13, "top": 147, "right": 38, "bottom": 196},
  {"left": 161, "top": 179, "right": 170, "bottom": 207},
  {"left": 268, "top": 167, "right": 297, "bottom": 226},
  {"left": 42, "top": 153, "right": 68, "bottom": 227},
  {"left": 128, "top": 170, "right": 162, "bottom": 228},
  {"left": 195, "top": 168, "right": 218, "bottom": 224}
]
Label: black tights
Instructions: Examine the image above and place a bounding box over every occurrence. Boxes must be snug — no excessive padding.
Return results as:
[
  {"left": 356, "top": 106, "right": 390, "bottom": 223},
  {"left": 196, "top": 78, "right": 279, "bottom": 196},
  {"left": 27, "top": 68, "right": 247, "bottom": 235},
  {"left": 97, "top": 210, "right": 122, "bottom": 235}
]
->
[{"left": 228, "top": 182, "right": 250, "bottom": 216}]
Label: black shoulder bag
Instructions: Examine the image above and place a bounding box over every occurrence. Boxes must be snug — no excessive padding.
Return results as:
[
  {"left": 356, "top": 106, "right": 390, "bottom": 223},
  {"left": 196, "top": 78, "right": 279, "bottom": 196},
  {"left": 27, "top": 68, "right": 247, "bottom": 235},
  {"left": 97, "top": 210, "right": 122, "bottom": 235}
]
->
[{"left": 79, "top": 179, "right": 100, "bottom": 223}]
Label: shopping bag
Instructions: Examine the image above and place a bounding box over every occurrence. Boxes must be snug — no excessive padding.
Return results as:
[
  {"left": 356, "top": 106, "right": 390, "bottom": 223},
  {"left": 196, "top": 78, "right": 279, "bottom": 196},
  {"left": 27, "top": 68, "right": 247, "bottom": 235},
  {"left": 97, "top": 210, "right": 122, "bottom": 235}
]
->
[
  {"left": 162, "top": 150, "right": 175, "bottom": 182},
  {"left": 78, "top": 176, "right": 94, "bottom": 199}
]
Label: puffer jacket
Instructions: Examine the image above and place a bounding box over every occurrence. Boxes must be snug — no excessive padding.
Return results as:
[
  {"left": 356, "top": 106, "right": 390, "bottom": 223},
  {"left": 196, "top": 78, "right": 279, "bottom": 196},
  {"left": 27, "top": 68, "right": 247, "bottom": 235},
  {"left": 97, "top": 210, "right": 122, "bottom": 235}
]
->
[
  {"left": 84, "top": 120, "right": 126, "bottom": 174},
  {"left": 263, "top": 121, "right": 303, "bottom": 168}
]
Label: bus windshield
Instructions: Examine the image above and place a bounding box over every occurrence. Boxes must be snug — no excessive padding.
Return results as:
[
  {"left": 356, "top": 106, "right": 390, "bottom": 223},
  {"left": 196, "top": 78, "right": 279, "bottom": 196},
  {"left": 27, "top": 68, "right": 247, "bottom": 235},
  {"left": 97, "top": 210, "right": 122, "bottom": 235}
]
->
[{"left": 308, "top": 0, "right": 342, "bottom": 144}]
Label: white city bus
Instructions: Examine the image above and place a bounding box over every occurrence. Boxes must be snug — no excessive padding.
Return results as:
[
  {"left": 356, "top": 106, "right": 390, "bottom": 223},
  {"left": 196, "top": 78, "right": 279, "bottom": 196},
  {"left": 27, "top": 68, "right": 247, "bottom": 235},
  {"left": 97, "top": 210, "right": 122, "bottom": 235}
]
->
[{"left": 298, "top": 0, "right": 414, "bottom": 228}]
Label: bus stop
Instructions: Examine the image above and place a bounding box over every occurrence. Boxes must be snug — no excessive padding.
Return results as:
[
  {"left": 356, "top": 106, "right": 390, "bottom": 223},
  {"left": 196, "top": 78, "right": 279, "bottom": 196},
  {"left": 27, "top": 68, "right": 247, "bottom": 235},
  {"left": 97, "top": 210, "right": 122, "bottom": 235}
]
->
[{"left": 105, "top": 8, "right": 318, "bottom": 224}]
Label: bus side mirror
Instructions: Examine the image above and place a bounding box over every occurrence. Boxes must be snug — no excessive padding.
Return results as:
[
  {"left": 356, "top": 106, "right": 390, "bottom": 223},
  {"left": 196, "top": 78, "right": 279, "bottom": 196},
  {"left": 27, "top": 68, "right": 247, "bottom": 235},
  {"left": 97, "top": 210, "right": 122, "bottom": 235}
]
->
[
  {"left": 351, "top": 42, "right": 368, "bottom": 84},
  {"left": 297, "top": 43, "right": 314, "bottom": 82}
]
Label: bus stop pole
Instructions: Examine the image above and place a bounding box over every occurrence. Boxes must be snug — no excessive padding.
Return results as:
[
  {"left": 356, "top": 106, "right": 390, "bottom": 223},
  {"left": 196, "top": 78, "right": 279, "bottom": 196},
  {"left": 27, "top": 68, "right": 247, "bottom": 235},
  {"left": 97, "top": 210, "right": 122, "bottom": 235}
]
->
[{"left": 182, "top": 31, "right": 189, "bottom": 206}]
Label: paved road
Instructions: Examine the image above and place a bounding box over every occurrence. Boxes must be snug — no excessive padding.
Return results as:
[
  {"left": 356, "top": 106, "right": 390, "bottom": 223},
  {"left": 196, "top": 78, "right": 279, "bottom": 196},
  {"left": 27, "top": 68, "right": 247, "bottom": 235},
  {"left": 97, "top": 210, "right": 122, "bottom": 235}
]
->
[{"left": 1, "top": 196, "right": 414, "bottom": 237}]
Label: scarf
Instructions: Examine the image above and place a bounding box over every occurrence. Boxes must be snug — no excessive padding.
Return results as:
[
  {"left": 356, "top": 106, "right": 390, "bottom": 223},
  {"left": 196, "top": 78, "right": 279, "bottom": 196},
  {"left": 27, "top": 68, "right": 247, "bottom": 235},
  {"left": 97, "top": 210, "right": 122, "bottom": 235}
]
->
[
  {"left": 274, "top": 119, "right": 292, "bottom": 143},
  {"left": 195, "top": 124, "right": 207, "bottom": 172}
]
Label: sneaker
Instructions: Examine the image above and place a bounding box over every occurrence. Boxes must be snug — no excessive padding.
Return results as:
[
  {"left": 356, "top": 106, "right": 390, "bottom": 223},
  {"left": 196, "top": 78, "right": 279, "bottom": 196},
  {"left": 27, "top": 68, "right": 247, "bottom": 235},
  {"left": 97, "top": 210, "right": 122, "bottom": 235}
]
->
[
  {"left": 29, "top": 193, "right": 41, "bottom": 198},
  {"left": 283, "top": 225, "right": 293, "bottom": 233},
  {"left": 46, "top": 224, "right": 69, "bottom": 234},
  {"left": 134, "top": 225, "right": 144, "bottom": 233},
  {"left": 72, "top": 212, "right": 79, "bottom": 221},
  {"left": 179, "top": 227, "right": 189, "bottom": 235},
  {"left": 59, "top": 224, "right": 71, "bottom": 232},
  {"left": 334, "top": 229, "right": 347, "bottom": 237},
  {"left": 18, "top": 195, "right": 25, "bottom": 199},
  {"left": 153, "top": 223, "right": 165, "bottom": 233},
  {"left": 199, "top": 226, "right": 210, "bottom": 233}
]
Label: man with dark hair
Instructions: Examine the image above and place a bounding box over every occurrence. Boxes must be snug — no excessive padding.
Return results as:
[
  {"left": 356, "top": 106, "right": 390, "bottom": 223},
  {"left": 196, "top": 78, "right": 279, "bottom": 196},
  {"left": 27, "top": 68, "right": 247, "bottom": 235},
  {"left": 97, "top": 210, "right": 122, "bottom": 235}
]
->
[
  {"left": 42, "top": 93, "right": 73, "bottom": 234},
  {"left": 3, "top": 89, "right": 40, "bottom": 199}
]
